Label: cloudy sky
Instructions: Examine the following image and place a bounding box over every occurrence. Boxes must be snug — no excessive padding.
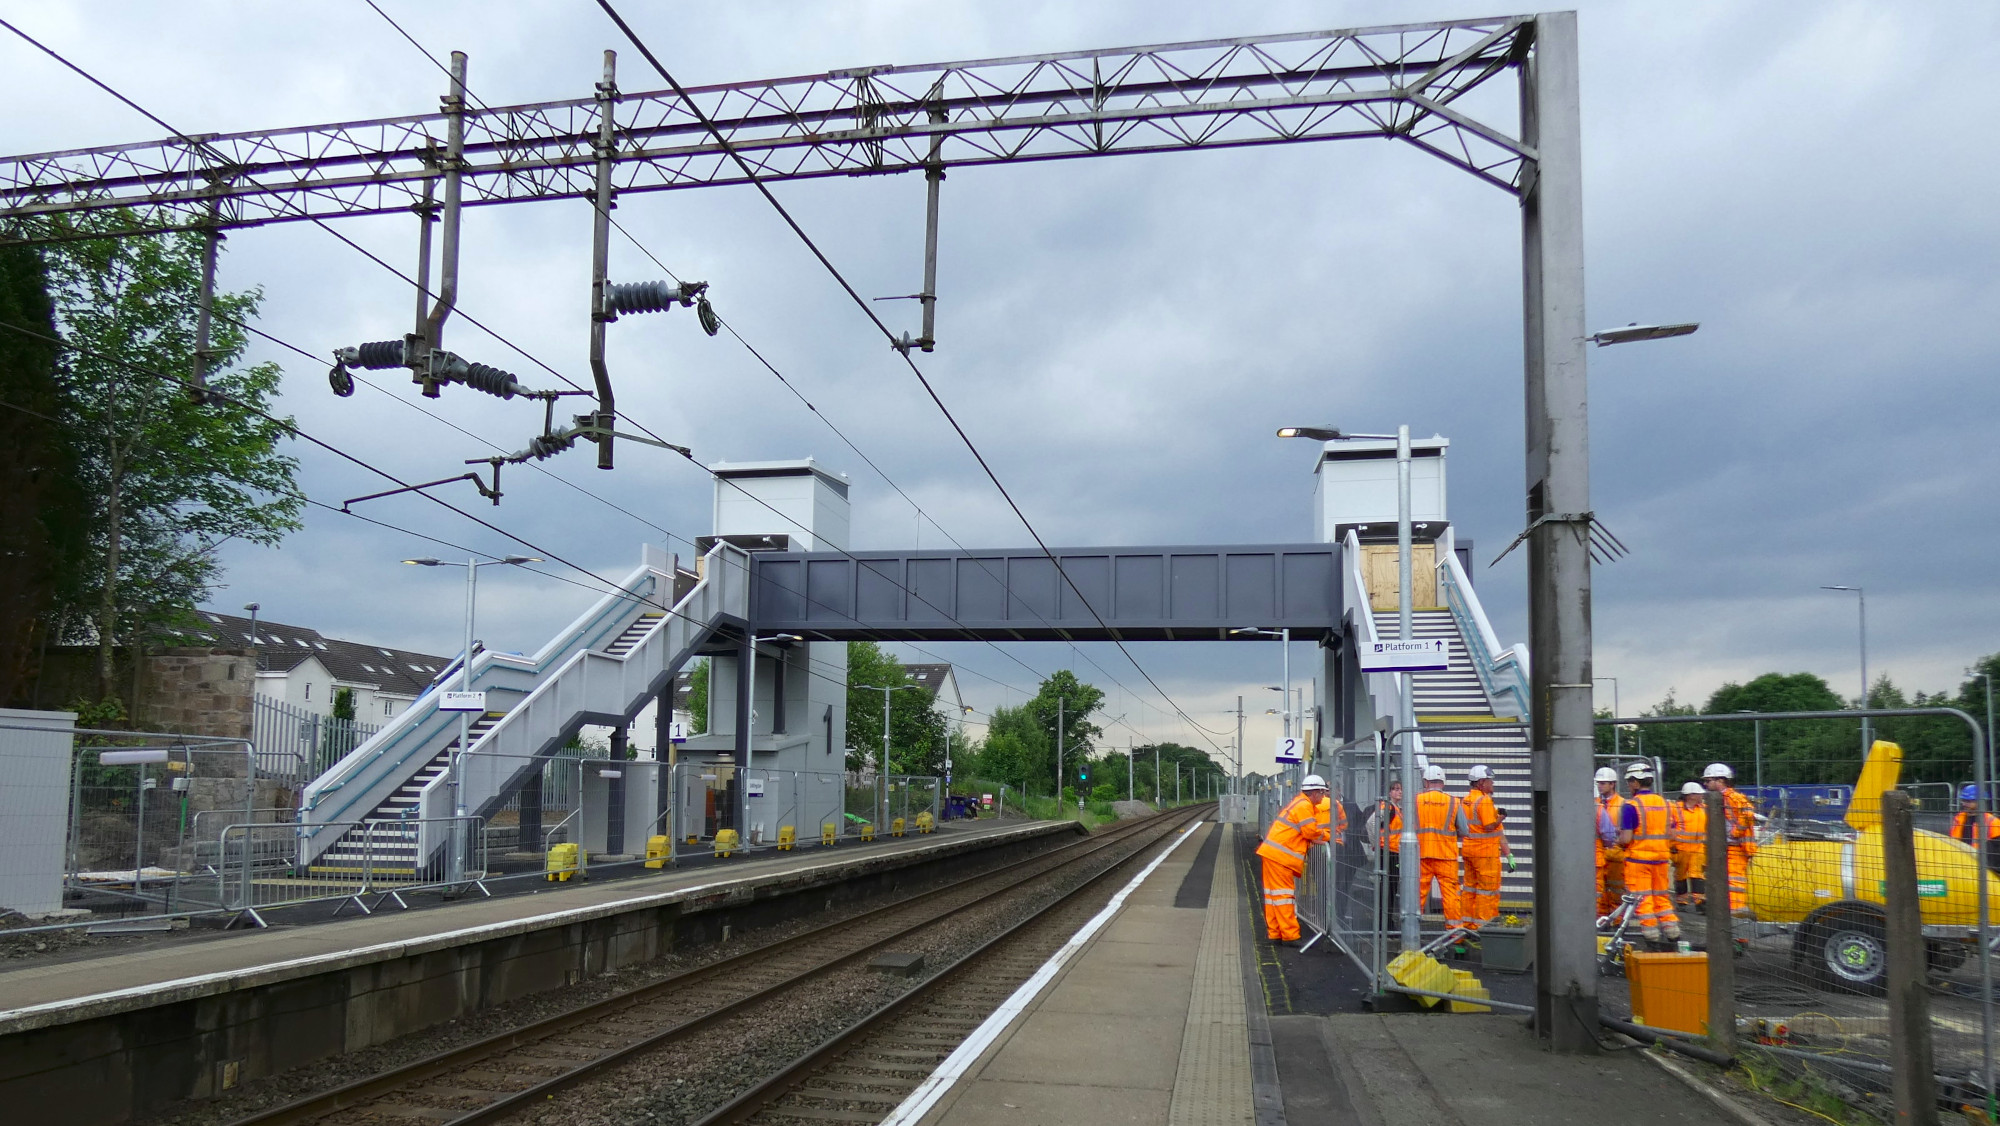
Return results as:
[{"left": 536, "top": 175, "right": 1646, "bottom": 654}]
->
[{"left": 7, "top": 2, "right": 1998, "bottom": 771}]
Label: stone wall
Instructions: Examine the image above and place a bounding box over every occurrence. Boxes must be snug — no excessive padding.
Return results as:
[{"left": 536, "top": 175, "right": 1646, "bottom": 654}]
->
[{"left": 15, "top": 645, "right": 253, "bottom": 746}]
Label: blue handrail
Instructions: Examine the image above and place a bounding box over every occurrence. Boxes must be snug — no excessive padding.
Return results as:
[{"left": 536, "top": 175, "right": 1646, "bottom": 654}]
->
[{"left": 1437, "top": 558, "right": 1530, "bottom": 718}]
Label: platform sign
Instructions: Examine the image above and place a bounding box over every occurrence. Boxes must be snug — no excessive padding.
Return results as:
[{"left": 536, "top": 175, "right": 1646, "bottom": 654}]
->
[
  {"left": 746, "top": 777, "right": 766, "bottom": 797},
  {"left": 981, "top": 793, "right": 993, "bottom": 806},
  {"left": 440, "top": 691, "right": 487, "bottom": 712},
  {"left": 1357, "top": 638, "right": 1449, "bottom": 672},
  {"left": 1274, "top": 735, "right": 1304, "bottom": 764},
  {"left": 668, "top": 720, "right": 690, "bottom": 743}
]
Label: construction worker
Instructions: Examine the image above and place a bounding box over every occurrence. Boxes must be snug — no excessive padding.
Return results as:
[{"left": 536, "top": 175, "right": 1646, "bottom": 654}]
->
[
  {"left": 1616, "top": 762, "right": 1681, "bottom": 946},
  {"left": 1594, "top": 766, "right": 1628, "bottom": 917},
  {"left": 1256, "top": 774, "right": 1333, "bottom": 943},
  {"left": 1702, "top": 763, "right": 1758, "bottom": 913},
  {"left": 1669, "top": 781, "right": 1707, "bottom": 907},
  {"left": 1951, "top": 785, "right": 2000, "bottom": 872},
  {"left": 1414, "top": 764, "right": 1469, "bottom": 930},
  {"left": 1459, "top": 764, "right": 1512, "bottom": 931},
  {"left": 1367, "top": 780, "right": 1405, "bottom": 922}
]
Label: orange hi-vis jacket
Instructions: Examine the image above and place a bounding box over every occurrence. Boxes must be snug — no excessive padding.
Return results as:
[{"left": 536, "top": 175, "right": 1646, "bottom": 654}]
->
[
  {"left": 1323, "top": 799, "right": 1346, "bottom": 844},
  {"left": 1723, "top": 788, "right": 1758, "bottom": 855},
  {"left": 1595, "top": 793, "right": 1628, "bottom": 858},
  {"left": 1953, "top": 810, "right": 2000, "bottom": 841},
  {"left": 1670, "top": 800, "right": 1707, "bottom": 852},
  {"left": 1625, "top": 791, "right": 1674, "bottom": 863},
  {"left": 1414, "top": 789, "right": 1468, "bottom": 860},
  {"left": 1461, "top": 790, "right": 1505, "bottom": 858},
  {"left": 1379, "top": 799, "right": 1403, "bottom": 853},
  {"left": 1257, "top": 793, "right": 1332, "bottom": 873}
]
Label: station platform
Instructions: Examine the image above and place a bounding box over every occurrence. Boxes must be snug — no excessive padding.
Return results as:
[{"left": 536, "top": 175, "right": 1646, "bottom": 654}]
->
[
  {"left": 894, "top": 821, "right": 1764, "bottom": 1126},
  {"left": 0, "top": 817, "right": 1080, "bottom": 1126}
]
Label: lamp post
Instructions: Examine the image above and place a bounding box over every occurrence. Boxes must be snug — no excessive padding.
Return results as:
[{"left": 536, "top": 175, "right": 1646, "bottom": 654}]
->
[
  {"left": 403, "top": 555, "right": 539, "bottom": 882},
  {"left": 1231, "top": 627, "right": 1292, "bottom": 745},
  {"left": 242, "top": 603, "right": 261, "bottom": 671},
  {"left": 1280, "top": 422, "right": 1419, "bottom": 946},
  {"left": 1822, "top": 585, "right": 1869, "bottom": 754},
  {"left": 1593, "top": 676, "right": 1618, "bottom": 756},
  {"left": 854, "top": 682, "right": 921, "bottom": 830},
  {"left": 740, "top": 632, "right": 801, "bottom": 838}
]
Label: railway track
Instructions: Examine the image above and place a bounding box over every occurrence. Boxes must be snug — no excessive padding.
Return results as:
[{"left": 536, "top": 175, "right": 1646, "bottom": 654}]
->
[
  {"left": 223, "top": 808, "right": 1207, "bottom": 1126},
  {"left": 695, "top": 808, "right": 1209, "bottom": 1126}
]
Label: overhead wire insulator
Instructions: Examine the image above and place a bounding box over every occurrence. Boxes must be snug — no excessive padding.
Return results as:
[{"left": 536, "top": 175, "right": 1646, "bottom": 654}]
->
[
  {"left": 443, "top": 357, "right": 524, "bottom": 400},
  {"left": 607, "top": 279, "right": 707, "bottom": 316},
  {"left": 347, "top": 340, "right": 407, "bottom": 369}
]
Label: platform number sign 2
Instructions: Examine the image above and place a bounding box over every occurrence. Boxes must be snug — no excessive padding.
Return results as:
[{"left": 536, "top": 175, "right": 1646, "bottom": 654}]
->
[{"left": 1274, "top": 735, "right": 1303, "bottom": 764}]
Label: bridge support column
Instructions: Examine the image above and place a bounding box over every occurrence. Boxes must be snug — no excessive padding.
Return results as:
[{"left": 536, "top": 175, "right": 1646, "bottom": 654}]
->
[
  {"left": 519, "top": 769, "right": 543, "bottom": 854},
  {"left": 1521, "top": 11, "right": 1599, "bottom": 1052},
  {"left": 735, "top": 634, "right": 754, "bottom": 835}
]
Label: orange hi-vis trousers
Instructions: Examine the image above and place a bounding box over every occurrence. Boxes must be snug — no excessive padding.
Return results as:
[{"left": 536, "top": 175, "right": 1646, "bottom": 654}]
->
[
  {"left": 1417, "top": 856, "right": 1463, "bottom": 928},
  {"left": 1596, "top": 846, "right": 1627, "bottom": 918},
  {"left": 1460, "top": 855, "right": 1501, "bottom": 929},
  {"left": 1261, "top": 858, "right": 1301, "bottom": 941},
  {"left": 1727, "top": 846, "right": 1751, "bottom": 913},
  {"left": 1672, "top": 847, "right": 1705, "bottom": 904},
  {"left": 1623, "top": 856, "right": 1680, "bottom": 939}
]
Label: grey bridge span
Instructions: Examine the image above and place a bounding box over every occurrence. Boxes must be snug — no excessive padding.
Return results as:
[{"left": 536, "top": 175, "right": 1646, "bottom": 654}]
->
[{"left": 745, "top": 543, "right": 1344, "bottom": 642}]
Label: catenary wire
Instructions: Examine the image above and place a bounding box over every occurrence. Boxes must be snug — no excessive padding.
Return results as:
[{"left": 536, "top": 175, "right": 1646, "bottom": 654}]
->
[{"left": 590, "top": 0, "right": 1231, "bottom": 748}]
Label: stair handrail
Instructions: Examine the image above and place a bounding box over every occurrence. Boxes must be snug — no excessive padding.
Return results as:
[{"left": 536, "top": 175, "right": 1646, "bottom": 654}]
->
[
  {"left": 445, "top": 540, "right": 749, "bottom": 819},
  {"left": 299, "top": 553, "right": 667, "bottom": 825},
  {"left": 1342, "top": 530, "right": 1408, "bottom": 735},
  {"left": 1435, "top": 548, "right": 1531, "bottom": 719}
]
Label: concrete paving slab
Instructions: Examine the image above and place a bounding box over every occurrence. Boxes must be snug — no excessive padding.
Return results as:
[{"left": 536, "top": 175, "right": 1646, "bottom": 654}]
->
[
  {"left": 1322, "top": 1013, "right": 1733, "bottom": 1125},
  {"left": 977, "top": 1009, "right": 1186, "bottom": 1090},
  {"left": 1037, "top": 969, "right": 1196, "bottom": 1018},
  {"left": 938, "top": 1079, "right": 1172, "bottom": 1126}
]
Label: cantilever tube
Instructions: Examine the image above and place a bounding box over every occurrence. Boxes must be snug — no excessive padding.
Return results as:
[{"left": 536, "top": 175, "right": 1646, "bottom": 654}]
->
[
  {"left": 424, "top": 52, "right": 467, "bottom": 353},
  {"left": 588, "top": 50, "right": 618, "bottom": 469}
]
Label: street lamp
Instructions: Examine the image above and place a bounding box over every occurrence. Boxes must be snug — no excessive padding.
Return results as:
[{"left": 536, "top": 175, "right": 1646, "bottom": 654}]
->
[
  {"left": 854, "top": 682, "right": 922, "bottom": 830},
  {"left": 242, "top": 602, "right": 261, "bottom": 671},
  {"left": 1822, "top": 585, "right": 1870, "bottom": 754},
  {"left": 1236, "top": 624, "right": 1293, "bottom": 763},
  {"left": 1280, "top": 422, "right": 1419, "bottom": 947},
  {"left": 404, "top": 554, "right": 539, "bottom": 883},
  {"left": 1587, "top": 322, "right": 1699, "bottom": 347}
]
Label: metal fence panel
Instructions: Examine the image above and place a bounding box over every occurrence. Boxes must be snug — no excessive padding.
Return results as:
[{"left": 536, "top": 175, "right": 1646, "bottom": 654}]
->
[{"left": 251, "top": 696, "right": 382, "bottom": 788}]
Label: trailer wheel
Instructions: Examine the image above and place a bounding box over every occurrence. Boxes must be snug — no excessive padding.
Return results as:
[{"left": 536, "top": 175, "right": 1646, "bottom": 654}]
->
[
  {"left": 1798, "top": 906, "right": 1888, "bottom": 996},
  {"left": 1927, "top": 938, "right": 1969, "bottom": 976}
]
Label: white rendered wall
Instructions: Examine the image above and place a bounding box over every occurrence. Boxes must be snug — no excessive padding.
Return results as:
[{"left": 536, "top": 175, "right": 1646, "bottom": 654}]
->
[
  {"left": 0, "top": 708, "right": 75, "bottom": 915},
  {"left": 1313, "top": 441, "right": 1448, "bottom": 541}
]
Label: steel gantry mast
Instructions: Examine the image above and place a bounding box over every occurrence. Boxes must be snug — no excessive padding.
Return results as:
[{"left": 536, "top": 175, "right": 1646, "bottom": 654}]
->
[{"left": 0, "top": 12, "right": 1601, "bottom": 1051}]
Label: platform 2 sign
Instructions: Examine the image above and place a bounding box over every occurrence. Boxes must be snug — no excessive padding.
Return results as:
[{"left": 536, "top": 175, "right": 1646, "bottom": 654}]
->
[
  {"left": 1357, "top": 638, "right": 1449, "bottom": 672},
  {"left": 440, "top": 691, "right": 487, "bottom": 712},
  {"left": 1274, "top": 736, "right": 1303, "bottom": 764}
]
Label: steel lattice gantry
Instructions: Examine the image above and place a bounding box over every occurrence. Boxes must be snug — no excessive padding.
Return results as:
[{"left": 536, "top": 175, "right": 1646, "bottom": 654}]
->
[
  {"left": 0, "top": 13, "right": 1605, "bottom": 1051},
  {"left": 0, "top": 16, "right": 1536, "bottom": 238}
]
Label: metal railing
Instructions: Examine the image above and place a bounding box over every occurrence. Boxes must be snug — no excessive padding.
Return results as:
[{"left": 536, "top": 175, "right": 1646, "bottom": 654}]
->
[
  {"left": 251, "top": 696, "right": 382, "bottom": 787},
  {"left": 1436, "top": 549, "right": 1531, "bottom": 719},
  {"left": 216, "top": 815, "right": 487, "bottom": 923}
]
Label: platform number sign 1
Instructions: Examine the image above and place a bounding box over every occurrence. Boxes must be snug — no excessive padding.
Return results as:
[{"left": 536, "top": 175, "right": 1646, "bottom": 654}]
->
[{"left": 1274, "top": 735, "right": 1303, "bottom": 764}]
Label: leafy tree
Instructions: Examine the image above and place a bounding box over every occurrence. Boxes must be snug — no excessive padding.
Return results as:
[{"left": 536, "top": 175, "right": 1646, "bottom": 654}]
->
[
  {"left": 0, "top": 243, "right": 85, "bottom": 703},
  {"left": 37, "top": 213, "right": 301, "bottom": 696},
  {"left": 845, "top": 641, "right": 946, "bottom": 775},
  {"left": 686, "top": 658, "right": 708, "bottom": 733}
]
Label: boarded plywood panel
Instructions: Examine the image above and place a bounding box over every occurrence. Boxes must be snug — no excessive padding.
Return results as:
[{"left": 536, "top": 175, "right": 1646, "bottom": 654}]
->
[{"left": 1361, "top": 543, "right": 1436, "bottom": 611}]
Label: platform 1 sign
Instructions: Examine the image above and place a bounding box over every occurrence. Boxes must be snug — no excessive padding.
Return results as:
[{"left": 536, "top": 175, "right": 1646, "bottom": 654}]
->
[
  {"left": 440, "top": 691, "right": 487, "bottom": 712},
  {"left": 1357, "top": 638, "right": 1449, "bottom": 672},
  {"left": 668, "top": 720, "right": 690, "bottom": 744}
]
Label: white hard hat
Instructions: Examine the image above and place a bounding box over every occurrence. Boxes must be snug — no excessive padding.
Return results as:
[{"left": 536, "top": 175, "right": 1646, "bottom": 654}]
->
[
  {"left": 1623, "top": 760, "right": 1654, "bottom": 780},
  {"left": 1681, "top": 782, "right": 1704, "bottom": 796},
  {"left": 1703, "top": 762, "right": 1734, "bottom": 780},
  {"left": 1301, "top": 774, "right": 1328, "bottom": 791},
  {"left": 1423, "top": 764, "right": 1447, "bottom": 782},
  {"left": 1594, "top": 767, "right": 1618, "bottom": 783},
  {"left": 1468, "top": 764, "right": 1492, "bottom": 782}
]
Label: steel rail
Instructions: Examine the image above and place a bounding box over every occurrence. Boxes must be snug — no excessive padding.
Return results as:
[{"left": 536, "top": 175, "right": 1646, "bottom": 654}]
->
[
  {"left": 220, "top": 810, "right": 1191, "bottom": 1126},
  {"left": 692, "top": 806, "right": 1211, "bottom": 1126}
]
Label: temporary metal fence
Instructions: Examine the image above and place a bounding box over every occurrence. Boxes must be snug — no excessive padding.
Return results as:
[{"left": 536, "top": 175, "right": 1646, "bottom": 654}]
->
[
  {"left": 1589, "top": 708, "right": 1996, "bottom": 1122},
  {"left": 214, "top": 815, "right": 487, "bottom": 924},
  {"left": 251, "top": 696, "right": 383, "bottom": 787}
]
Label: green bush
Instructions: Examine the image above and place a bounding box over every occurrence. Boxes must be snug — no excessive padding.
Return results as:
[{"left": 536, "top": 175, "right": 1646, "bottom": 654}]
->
[
  {"left": 1087, "top": 800, "right": 1116, "bottom": 819},
  {"left": 1090, "top": 783, "right": 1116, "bottom": 802}
]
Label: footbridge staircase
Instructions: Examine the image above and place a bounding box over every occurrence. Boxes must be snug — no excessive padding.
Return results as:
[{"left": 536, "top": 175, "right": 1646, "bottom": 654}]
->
[
  {"left": 1343, "top": 530, "right": 1536, "bottom": 903},
  {"left": 297, "top": 542, "right": 748, "bottom": 869}
]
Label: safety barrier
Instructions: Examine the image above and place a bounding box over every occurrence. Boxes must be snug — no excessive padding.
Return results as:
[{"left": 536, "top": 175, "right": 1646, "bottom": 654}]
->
[{"left": 215, "top": 815, "right": 487, "bottom": 923}]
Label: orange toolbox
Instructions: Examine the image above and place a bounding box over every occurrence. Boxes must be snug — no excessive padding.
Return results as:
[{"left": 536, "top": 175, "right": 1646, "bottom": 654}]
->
[{"left": 1624, "top": 952, "right": 1709, "bottom": 1036}]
